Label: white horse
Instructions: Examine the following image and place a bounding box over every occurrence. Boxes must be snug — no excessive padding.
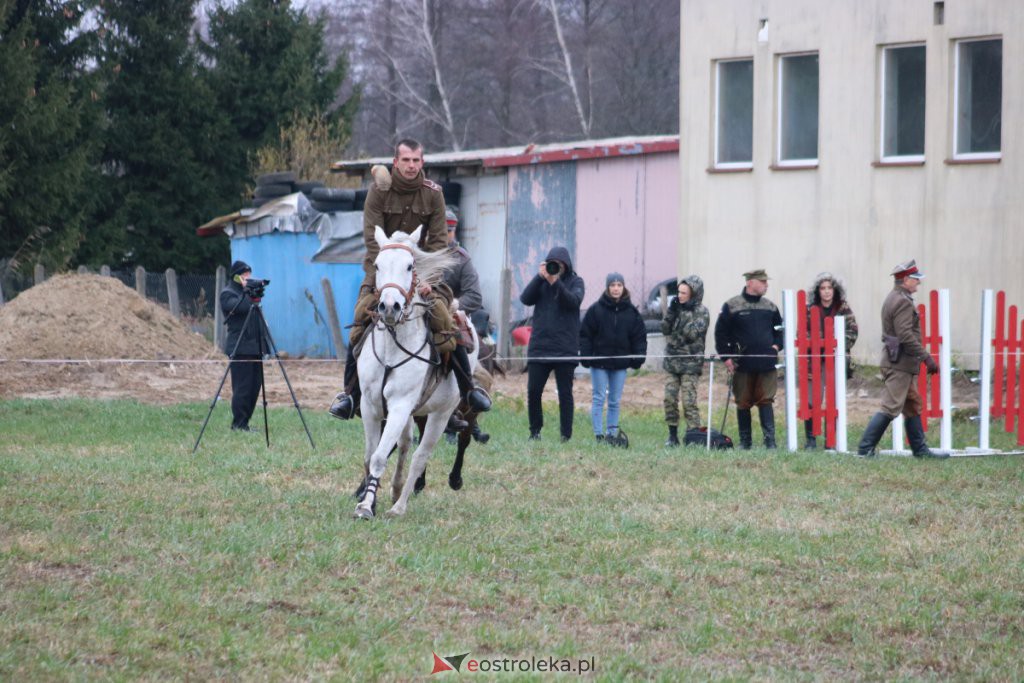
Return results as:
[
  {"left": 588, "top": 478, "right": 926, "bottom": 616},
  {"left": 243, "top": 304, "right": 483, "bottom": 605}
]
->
[{"left": 353, "top": 226, "right": 466, "bottom": 519}]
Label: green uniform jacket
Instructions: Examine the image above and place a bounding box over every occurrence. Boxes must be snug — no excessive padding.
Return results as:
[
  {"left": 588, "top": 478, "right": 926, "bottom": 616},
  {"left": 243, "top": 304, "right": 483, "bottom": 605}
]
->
[
  {"left": 360, "top": 173, "right": 448, "bottom": 294},
  {"left": 662, "top": 275, "right": 709, "bottom": 375},
  {"left": 880, "top": 285, "right": 929, "bottom": 374}
]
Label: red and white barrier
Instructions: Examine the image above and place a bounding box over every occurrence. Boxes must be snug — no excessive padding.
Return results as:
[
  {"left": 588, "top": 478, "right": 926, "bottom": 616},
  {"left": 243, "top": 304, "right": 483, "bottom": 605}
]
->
[
  {"left": 782, "top": 289, "right": 848, "bottom": 452},
  {"left": 976, "top": 289, "right": 1024, "bottom": 451}
]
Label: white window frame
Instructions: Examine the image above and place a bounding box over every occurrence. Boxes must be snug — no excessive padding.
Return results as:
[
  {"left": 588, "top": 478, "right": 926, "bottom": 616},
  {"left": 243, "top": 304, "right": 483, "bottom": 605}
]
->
[
  {"left": 713, "top": 57, "right": 754, "bottom": 170},
  {"left": 880, "top": 43, "right": 926, "bottom": 163},
  {"left": 776, "top": 51, "right": 819, "bottom": 167},
  {"left": 953, "top": 36, "right": 1002, "bottom": 161}
]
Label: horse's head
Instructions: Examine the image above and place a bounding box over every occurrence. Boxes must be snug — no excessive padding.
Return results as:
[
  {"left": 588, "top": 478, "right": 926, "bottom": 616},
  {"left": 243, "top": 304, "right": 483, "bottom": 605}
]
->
[{"left": 373, "top": 226, "right": 422, "bottom": 324}]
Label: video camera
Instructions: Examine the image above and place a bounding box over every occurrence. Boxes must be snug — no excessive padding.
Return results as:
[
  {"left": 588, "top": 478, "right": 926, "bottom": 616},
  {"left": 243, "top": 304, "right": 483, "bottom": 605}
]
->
[
  {"left": 544, "top": 260, "right": 563, "bottom": 276},
  {"left": 243, "top": 278, "right": 270, "bottom": 300}
]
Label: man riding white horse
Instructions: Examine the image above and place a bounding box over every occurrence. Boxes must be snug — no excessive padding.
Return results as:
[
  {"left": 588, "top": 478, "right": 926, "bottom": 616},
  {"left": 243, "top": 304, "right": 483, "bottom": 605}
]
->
[{"left": 330, "top": 139, "right": 491, "bottom": 423}]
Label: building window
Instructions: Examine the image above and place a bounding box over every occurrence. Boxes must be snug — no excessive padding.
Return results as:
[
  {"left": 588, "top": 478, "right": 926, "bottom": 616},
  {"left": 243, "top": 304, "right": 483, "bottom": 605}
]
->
[
  {"left": 777, "top": 53, "right": 819, "bottom": 165},
  {"left": 954, "top": 38, "right": 1001, "bottom": 158},
  {"left": 714, "top": 58, "right": 753, "bottom": 168},
  {"left": 881, "top": 44, "right": 926, "bottom": 161}
]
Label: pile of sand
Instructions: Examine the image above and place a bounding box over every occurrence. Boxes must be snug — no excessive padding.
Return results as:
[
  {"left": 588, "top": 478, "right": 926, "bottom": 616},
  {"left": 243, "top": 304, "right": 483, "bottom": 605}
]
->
[{"left": 0, "top": 273, "right": 218, "bottom": 360}]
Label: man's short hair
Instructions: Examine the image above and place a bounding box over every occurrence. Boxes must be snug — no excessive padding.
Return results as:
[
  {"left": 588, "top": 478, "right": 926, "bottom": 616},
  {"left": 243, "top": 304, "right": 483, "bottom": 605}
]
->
[{"left": 394, "top": 138, "right": 423, "bottom": 157}]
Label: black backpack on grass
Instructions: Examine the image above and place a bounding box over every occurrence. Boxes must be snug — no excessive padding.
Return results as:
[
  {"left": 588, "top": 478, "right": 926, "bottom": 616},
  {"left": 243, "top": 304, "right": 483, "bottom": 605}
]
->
[{"left": 684, "top": 426, "right": 733, "bottom": 449}]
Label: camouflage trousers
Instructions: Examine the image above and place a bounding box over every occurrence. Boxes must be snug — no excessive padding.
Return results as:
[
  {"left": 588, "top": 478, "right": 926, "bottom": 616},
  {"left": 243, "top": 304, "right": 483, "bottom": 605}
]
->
[{"left": 665, "top": 372, "right": 701, "bottom": 430}]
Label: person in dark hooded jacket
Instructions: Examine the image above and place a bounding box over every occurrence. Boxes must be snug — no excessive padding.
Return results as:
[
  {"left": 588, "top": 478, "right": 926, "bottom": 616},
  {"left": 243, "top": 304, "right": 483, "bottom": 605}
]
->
[
  {"left": 662, "top": 275, "right": 710, "bottom": 446},
  {"left": 519, "top": 246, "right": 585, "bottom": 441},
  {"left": 579, "top": 273, "right": 647, "bottom": 445}
]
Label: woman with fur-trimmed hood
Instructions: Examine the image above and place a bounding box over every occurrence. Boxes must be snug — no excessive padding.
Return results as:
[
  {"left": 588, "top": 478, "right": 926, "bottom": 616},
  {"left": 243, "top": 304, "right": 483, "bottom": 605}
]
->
[{"left": 804, "top": 272, "right": 859, "bottom": 449}]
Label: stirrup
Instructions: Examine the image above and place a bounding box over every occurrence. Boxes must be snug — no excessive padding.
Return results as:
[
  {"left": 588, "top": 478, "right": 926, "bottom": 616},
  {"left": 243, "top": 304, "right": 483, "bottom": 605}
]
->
[{"left": 329, "top": 391, "right": 357, "bottom": 420}]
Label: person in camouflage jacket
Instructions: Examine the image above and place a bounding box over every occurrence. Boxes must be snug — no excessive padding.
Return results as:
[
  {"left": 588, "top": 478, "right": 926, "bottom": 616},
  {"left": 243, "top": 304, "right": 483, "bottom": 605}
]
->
[
  {"left": 661, "top": 275, "right": 709, "bottom": 446},
  {"left": 803, "top": 272, "right": 859, "bottom": 449}
]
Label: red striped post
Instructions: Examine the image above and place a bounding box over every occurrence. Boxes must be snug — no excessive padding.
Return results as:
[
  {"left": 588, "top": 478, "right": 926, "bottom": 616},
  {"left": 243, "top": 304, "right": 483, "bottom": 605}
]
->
[
  {"left": 1018, "top": 318, "right": 1024, "bottom": 446},
  {"left": 993, "top": 291, "right": 1006, "bottom": 420},
  {"left": 797, "top": 290, "right": 810, "bottom": 423},
  {"left": 1007, "top": 306, "right": 1019, "bottom": 434},
  {"left": 823, "top": 315, "right": 837, "bottom": 448},
  {"left": 929, "top": 290, "right": 941, "bottom": 418}
]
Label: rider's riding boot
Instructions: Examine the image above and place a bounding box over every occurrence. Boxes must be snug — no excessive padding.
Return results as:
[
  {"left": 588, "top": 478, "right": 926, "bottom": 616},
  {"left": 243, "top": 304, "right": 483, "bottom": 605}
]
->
[
  {"left": 856, "top": 412, "right": 892, "bottom": 457},
  {"left": 452, "top": 345, "right": 492, "bottom": 413},
  {"left": 329, "top": 345, "right": 361, "bottom": 420},
  {"left": 471, "top": 422, "right": 490, "bottom": 444},
  {"left": 905, "top": 415, "right": 949, "bottom": 459},
  {"left": 759, "top": 405, "right": 777, "bottom": 449},
  {"left": 737, "top": 408, "right": 753, "bottom": 450}
]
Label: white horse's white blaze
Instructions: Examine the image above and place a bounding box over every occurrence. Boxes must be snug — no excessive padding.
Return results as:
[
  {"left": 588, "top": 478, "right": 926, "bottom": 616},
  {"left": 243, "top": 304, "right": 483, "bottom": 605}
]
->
[{"left": 353, "top": 227, "right": 461, "bottom": 519}]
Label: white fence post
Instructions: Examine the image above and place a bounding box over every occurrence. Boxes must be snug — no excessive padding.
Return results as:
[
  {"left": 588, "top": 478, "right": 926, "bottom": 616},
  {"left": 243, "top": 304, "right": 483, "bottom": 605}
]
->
[
  {"left": 783, "top": 289, "right": 798, "bottom": 452},
  {"left": 891, "top": 415, "right": 908, "bottom": 454},
  {"left": 706, "top": 358, "right": 715, "bottom": 450},
  {"left": 834, "top": 316, "right": 848, "bottom": 453},
  {"left": 976, "top": 289, "right": 994, "bottom": 452},
  {"left": 939, "top": 289, "right": 953, "bottom": 453}
]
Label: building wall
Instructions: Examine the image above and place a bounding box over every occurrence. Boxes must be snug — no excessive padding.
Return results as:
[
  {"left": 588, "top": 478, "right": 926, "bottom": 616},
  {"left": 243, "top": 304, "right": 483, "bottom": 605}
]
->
[
  {"left": 680, "top": 0, "right": 1023, "bottom": 366},
  {"left": 231, "top": 232, "right": 362, "bottom": 358},
  {"left": 575, "top": 153, "right": 680, "bottom": 309},
  {"left": 506, "top": 162, "right": 578, "bottom": 324}
]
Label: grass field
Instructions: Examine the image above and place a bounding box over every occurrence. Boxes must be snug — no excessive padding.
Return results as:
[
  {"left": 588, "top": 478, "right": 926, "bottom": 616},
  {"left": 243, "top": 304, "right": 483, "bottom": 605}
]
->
[{"left": 2, "top": 397, "right": 1023, "bottom": 680}]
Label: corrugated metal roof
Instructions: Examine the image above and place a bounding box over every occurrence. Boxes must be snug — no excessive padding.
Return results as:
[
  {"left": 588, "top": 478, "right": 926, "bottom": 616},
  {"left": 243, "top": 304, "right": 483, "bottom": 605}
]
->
[{"left": 331, "top": 134, "right": 679, "bottom": 172}]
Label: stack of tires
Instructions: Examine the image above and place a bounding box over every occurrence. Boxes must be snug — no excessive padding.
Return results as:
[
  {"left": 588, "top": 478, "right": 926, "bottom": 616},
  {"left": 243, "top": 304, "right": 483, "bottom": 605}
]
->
[{"left": 250, "top": 171, "right": 326, "bottom": 208}]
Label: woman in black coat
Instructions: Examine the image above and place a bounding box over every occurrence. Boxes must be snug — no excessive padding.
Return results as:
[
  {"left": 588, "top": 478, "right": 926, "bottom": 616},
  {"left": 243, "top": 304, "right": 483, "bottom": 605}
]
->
[
  {"left": 579, "top": 272, "right": 647, "bottom": 445},
  {"left": 519, "top": 245, "right": 585, "bottom": 441}
]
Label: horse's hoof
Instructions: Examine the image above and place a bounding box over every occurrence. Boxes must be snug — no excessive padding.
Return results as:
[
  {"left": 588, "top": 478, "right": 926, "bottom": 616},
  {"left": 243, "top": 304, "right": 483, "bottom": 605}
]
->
[
  {"left": 385, "top": 506, "right": 406, "bottom": 517},
  {"left": 448, "top": 474, "right": 463, "bottom": 490},
  {"left": 353, "top": 506, "right": 374, "bottom": 520}
]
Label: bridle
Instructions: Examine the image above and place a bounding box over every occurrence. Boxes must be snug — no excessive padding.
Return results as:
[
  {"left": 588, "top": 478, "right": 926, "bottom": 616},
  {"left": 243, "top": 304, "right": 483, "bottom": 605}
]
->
[{"left": 376, "top": 242, "right": 418, "bottom": 310}]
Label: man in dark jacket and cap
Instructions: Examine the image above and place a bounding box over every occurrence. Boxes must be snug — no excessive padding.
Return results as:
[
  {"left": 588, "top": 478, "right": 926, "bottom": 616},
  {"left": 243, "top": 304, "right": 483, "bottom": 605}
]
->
[
  {"left": 714, "top": 269, "right": 783, "bottom": 449},
  {"left": 220, "top": 260, "right": 263, "bottom": 432},
  {"left": 519, "top": 246, "right": 585, "bottom": 441},
  {"left": 856, "top": 259, "right": 946, "bottom": 458}
]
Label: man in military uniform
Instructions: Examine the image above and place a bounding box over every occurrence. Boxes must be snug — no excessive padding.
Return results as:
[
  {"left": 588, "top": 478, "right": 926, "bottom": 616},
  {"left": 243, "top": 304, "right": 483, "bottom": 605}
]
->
[
  {"left": 440, "top": 206, "right": 483, "bottom": 317},
  {"left": 330, "top": 139, "right": 490, "bottom": 422},
  {"left": 662, "top": 275, "right": 709, "bottom": 446},
  {"left": 714, "top": 269, "right": 783, "bottom": 449},
  {"left": 856, "top": 259, "right": 946, "bottom": 458}
]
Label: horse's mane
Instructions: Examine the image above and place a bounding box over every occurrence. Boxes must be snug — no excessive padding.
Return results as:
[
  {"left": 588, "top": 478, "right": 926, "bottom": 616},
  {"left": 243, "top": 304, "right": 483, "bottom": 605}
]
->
[{"left": 385, "top": 231, "right": 459, "bottom": 289}]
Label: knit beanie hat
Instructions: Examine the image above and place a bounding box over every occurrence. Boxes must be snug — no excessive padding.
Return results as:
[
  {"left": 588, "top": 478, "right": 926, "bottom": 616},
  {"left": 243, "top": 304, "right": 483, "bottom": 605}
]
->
[
  {"left": 230, "top": 260, "right": 251, "bottom": 277},
  {"left": 606, "top": 272, "right": 625, "bottom": 287}
]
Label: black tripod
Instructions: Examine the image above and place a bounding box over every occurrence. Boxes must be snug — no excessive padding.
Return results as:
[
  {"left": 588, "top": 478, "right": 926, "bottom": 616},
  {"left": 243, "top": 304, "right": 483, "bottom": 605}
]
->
[{"left": 192, "top": 301, "right": 315, "bottom": 453}]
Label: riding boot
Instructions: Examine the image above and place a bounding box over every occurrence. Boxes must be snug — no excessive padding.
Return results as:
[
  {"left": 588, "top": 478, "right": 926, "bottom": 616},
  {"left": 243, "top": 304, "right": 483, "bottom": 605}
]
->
[
  {"left": 856, "top": 412, "right": 892, "bottom": 457},
  {"left": 471, "top": 422, "right": 490, "bottom": 444},
  {"left": 803, "top": 419, "right": 817, "bottom": 450},
  {"left": 759, "top": 405, "right": 777, "bottom": 449},
  {"left": 452, "top": 345, "right": 492, "bottom": 413},
  {"left": 737, "top": 408, "right": 753, "bottom": 450},
  {"left": 665, "top": 425, "right": 680, "bottom": 447},
  {"left": 905, "top": 415, "right": 949, "bottom": 459},
  {"left": 329, "top": 345, "right": 361, "bottom": 420}
]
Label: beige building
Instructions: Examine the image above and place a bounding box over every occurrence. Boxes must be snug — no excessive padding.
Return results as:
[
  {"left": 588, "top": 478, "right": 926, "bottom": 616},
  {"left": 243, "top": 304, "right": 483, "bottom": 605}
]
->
[{"left": 679, "top": 0, "right": 1022, "bottom": 366}]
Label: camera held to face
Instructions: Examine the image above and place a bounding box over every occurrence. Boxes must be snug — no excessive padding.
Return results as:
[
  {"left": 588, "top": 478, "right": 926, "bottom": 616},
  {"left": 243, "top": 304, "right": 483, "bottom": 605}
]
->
[
  {"left": 243, "top": 278, "right": 270, "bottom": 299},
  {"left": 544, "top": 260, "right": 563, "bottom": 276}
]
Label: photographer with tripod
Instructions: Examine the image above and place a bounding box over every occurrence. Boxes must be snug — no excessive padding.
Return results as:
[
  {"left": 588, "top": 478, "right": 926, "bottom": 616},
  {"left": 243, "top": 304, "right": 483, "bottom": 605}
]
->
[{"left": 220, "top": 261, "right": 266, "bottom": 432}]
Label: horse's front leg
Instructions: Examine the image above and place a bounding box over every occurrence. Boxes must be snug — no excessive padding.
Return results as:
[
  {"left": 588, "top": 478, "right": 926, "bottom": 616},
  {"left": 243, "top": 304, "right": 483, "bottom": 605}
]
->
[
  {"left": 354, "top": 411, "right": 409, "bottom": 520},
  {"left": 391, "top": 419, "right": 415, "bottom": 502},
  {"left": 388, "top": 409, "right": 449, "bottom": 517}
]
